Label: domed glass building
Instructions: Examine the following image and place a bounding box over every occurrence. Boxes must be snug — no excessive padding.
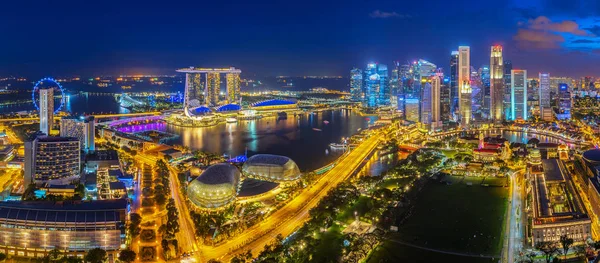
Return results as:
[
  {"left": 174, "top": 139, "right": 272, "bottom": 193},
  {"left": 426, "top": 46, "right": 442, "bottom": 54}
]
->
[
  {"left": 242, "top": 154, "right": 301, "bottom": 182},
  {"left": 187, "top": 164, "right": 241, "bottom": 209}
]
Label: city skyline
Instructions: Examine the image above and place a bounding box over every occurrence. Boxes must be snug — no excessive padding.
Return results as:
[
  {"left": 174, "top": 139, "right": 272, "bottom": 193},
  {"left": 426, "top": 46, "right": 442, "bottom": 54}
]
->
[{"left": 1, "top": 0, "right": 599, "bottom": 77}]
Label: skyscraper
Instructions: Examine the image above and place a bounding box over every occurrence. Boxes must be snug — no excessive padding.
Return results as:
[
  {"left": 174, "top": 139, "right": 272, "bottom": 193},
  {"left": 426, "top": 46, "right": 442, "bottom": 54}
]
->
[
  {"left": 450, "top": 51, "right": 459, "bottom": 117},
  {"left": 440, "top": 77, "right": 451, "bottom": 126},
  {"left": 24, "top": 134, "right": 80, "bottom": 186},
  {"left": 503, "top": 60, "right": 513, "bottom": 120},
  {"left": 405, "top": 98, "right": 420, "bottom": 123},
  {"left": 226, "top": 73, "right": 241, "bottom": 104},
  {"left": 458, "top": 46, "right": 471, "bottom": 126},
  {"left": 350, "top": 68, "right": 363, "bottom": 102},
  {"left": 511, "top": 69, "right": 528, "bottom": 120},
  {"left": 480, "top": 66, "right": 491, "bottom": 118},
  {"left": 557, "top": 83, "right": 571, "bottom": 120},
  {"left": 490, "top": 45, "right": 504, "bottom": 122},
  {"left": 60, "top": 116, "right": 95, "bottom": 153},
  {"left": 363, "top": 63, "right": 389, "bottom": 108},
  {"left": 539, "top": 73, "right": 552, "bottom": 121},
  {"left": 431, "top": 75, "right": 442, "bottom": 129},
  {"left": 420, "top": 77, "right": 432, "bottom": 126},
  {"left": 39, "top": 88, "right": 54, "bottom": 135},
  {"left": 206, "top": 72, "right": 220, "bottom": 106}
]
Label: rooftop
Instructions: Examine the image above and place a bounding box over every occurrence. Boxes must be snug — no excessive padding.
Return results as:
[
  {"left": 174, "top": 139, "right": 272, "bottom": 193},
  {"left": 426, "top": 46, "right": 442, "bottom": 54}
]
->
[{"left": 246, "top": 154, "right": 291, "bottom": 166}]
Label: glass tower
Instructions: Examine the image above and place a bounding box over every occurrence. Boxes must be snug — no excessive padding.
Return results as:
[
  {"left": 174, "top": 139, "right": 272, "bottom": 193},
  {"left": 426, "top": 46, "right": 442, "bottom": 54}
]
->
[{"left": 511, "top": 69, "right": 528, "bottom": 120}]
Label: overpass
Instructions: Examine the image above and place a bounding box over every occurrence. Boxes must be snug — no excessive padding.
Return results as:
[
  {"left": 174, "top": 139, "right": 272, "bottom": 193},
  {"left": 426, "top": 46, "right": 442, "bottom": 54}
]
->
[
  {"left": 0, "top": 112, "right": 162, "bottom": 123},
  {"left": 429, "top": 126, "right": 586, "bottom": 146},
  {"left": 196, "top": 130, "right": 384, "bottom": 262}
]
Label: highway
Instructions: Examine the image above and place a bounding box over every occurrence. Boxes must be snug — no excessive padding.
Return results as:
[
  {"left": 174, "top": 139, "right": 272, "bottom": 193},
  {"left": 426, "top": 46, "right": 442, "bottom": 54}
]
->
[
  {"left": 167, "top": 165, "right": 198, "bottom": 255},
  {"left": 195, "top": 131, "right": 383, "bottom": 262},
  {"left": 504, "top": 170, "right": 524, "bottom": 263},
  {"left": 0, "top": 111, "right": 161, "bottom": 122}
]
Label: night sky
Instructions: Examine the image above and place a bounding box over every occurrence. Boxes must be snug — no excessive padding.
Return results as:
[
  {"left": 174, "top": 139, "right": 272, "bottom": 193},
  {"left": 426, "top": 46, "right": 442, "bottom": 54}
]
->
[{"left": 1, "top": 0, "right": 599, "bottom": 77}]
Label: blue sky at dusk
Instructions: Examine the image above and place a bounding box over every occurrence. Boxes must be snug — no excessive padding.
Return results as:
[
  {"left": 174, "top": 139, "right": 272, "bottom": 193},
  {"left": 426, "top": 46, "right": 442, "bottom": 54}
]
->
[{"left": 0, "top": 0, "right": 599, "bottom": 77}]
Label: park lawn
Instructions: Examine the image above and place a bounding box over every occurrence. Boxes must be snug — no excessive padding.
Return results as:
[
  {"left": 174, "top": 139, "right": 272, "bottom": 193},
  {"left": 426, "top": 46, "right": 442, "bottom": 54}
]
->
[
  {"left": 380, "top": 177, "right": 412, "bottom": 190},
  {"left": 311, "top": 224, "right": 344, "bottom": 262},
  {"left": 441, "top": 149, "right": 458, "bottom": 158},
  {"left": 366, "top": 240, "right": 499, "bottom": 263},
  {"left": 337, "top": 195, "right": 374, "bottom": 224},
  {"left": 482, "top": 176, "right": 508, "bottom": 187},
  {"left": 394, "top": 181, "right": 508, "bottom": 256}
]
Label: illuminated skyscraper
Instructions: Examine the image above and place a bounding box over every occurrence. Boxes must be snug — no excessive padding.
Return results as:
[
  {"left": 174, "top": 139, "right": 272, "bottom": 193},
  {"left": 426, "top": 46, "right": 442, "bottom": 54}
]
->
[
  {"left": 503, "top": 60, "right": 513, "bottom": 120},
  {"left": 39, "top": 88, "right": 54, "bottom": 135},
  {"left": 60, "top": 116, "right": 95, "bottom": 153},
  {"left": 206, "top": 72, "right": 220, "bottom": 106},
  {"left": 226, "top": 73, "right": 241, "bottom": 104},
  {"left": 350, "top": 68, "right": 363, "bottom": 102},
  {"left": 458, "top": 46, "right": 471, "bottom": 126},
  {"left": 363, "top": 63, "right": 389, "bottom": 108},
  {"left": 405, "top": 98, "right": 420, "bottom": 123},
  {"left": 539, "top": 73, "right": 552, "bottom": 121},
  {"left": 557, "top": 83, "right": 571, "bottom": 120},
  {"left": 420, "top": 77, "right": 432, "bottom": 125},
  {"left": 490, "top": 45, "right": 504, "bottom": 122},
  {"left": 480, "top": 66, "right": 490, "bottom": 118},
  {"left": 440, "top": 77, "right": 451, "bottom": 125},
  {"left": 431, "top": 75, "right": 442, "bottom": 129},
  {"left": 450, "top": 51, "right": 459, "bottom": 117},
  {"left": 511, "top": 69, "right": 528, "bottom": 120}
]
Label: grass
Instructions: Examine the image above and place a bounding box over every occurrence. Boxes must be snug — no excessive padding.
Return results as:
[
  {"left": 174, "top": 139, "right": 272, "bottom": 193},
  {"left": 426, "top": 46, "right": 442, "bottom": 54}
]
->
[
  {"left": 368, "top": 178, "right": 508, "bottom": 262},
  {"left": 311, "top": 224, "right": 344, "bottom": 262},
  {"left": 337, "top": 195, "right": 374, "bottom": 224},
  {"left": 380, "top": 177, "right": 412, "bottom": 190}
]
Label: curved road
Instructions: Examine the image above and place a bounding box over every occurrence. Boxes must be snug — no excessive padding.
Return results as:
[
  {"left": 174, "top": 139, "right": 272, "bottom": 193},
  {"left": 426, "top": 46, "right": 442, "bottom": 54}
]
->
[{"left": 196, "top": 131, "right": 384, "bottom": 262}]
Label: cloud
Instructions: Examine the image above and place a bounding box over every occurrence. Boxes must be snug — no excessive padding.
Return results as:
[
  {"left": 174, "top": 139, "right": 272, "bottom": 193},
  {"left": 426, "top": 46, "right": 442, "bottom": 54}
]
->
[
  {"left": 513, "top": 16, "right": 592, "bottom": 50},
  {"left": 584, "top": 25, "right": 600, "bottom": 36},
  {"left": 513, "top": 29, "right": 565, "bottom": 49},
  {"left": 527, "top": 16, "right": 589, "bottom": 36},
  {"left": 369, "top": 10, "right": 410, "bottom": 19},
  {"left": 571, "top": 39, "right": 597, "bottom": 44}
]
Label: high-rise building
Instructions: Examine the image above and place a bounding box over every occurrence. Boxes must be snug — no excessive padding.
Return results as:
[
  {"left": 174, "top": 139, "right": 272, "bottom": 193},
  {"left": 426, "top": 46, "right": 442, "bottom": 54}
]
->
[
  {"left": 450, "top": 51, "right": 459, "bottom": 117},
  {"left": 60, "top": 116, "right": 95, "bottom": 153},
  {"left": 503, "top": 60, "right": 513, "bottom": 120},
  {"left": 511, "top": 69, "right": 528, "bottom": 120},
  {"left": 458, "top": 46, "right": 471, "bottom": 126},
  {"left": 539, "top": 73, "right": 552, "bottom": 121},
  {"left": 490, "top": 45, "right": 504, "bottom": 122},
  {"left": 363, "top": 63, "right": 390, "bottom": 108},
  {"left": 405, "top": 98, "right": 420, "bottom": 123},
  {"left": 206, "top": 72, "right": 220, "bottom": 107},
  {"left": 39, "top": 88, "right": 54, "bottom": 135},
  {"left": 431, "top": 75, "right": 442, "bottom": 129},
  {"left": 420, "top": 77, "right": 432, "bottom": 126},
  {"left": 24, "top": 134, "right": 80, "bottom": 186},
  {"left": 480, "top": 66, "right": 491, "bottom": 118},
  {"left": 350, "top": 68, "right": 363, "bottom": 102},
  {"left": 470, "top": 67, "right": 483, "bottom": 117},
  {"left": 226, "top": 73, "right": 241, "bottom": 104},
  {"left": 556, "top": 83, "right": 571, "bottom": 120},
  {"left": 440, "top": 77, "right": 451, "bottom": 125},
  {"left": 390, "top": 63, "right": 400, "bottom": 96}
]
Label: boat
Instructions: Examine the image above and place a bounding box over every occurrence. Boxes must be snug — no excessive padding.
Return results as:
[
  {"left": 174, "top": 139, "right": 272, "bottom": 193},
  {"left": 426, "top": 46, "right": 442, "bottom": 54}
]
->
[
  {"left": 329, "top": 143, "right": 347, "bottom": 149},
  {"left": 313, "top": 128, "right": 322, "bottom": 132},
  {"left": 323, "top": 120, "right": 329, "bottom": 124},
  {"left": 226, "top": 117, "right": 237, "bottom": 123}
]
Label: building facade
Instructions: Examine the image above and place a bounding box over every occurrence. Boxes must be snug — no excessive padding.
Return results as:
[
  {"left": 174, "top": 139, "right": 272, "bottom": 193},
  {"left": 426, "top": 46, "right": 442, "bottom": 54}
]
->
[
  {"left": 39, "top": 88, "right": 54, "bottom": 135},
  {"left": 431, "top": 75, "right": 442, "bottom": 129},
  {"left": 350, "top": 68, "right": 363, "bottom": 102},
  {"left": 490, "top": 45, "right": 504, "bottom": 122},
  {"left": 404, "top": 98, "right": 420, "bottom": 123},
  {"left": 539, "top": 73, "right": 552, "bottom": 121},
  {"left": 176, "top": 67, "right": 242, "bottom": 116},
  {"left": 458, "top": 46, "right": 471, "bottom": 126},
  {"left": 450, "top": 51, "right": 459, "bottom": 117},
  {"left": 511, "top": 69, "right": 528, "bottom": 120},
  {"left": 363, "top": 63, "right": 389, "bottom": 108},
  {"left": 557, "top": 83, "right": 571, "bottom": 120},
  {"left": 440, "top": 77, "right": 451, "bottom": 125},
  {"left": 225, "top": 73, "right": 241, "bottom": 104},
  {"left": 60, "top": 116, "right": 95, "bottom": 153},
  {"left": 24, "top": 135, "right": 80, "bottom": 186},
  {"left": 503, "top": 60, "right": 513, "bottom": 120}
]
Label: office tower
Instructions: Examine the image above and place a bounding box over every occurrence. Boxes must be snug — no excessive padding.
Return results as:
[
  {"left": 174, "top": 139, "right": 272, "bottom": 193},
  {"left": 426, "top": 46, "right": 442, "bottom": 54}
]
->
[
  {"left": 550, "top": 77, "right": 573, "bottom": 94},
  {"left": 539, "top": 73, "right": 552, "bottom": 121},
  {"left": 440, "top": 77, "right": 451, "bottom": 125},
  {"left": 60, "top": 116, "right": 95, "bottom": 153},
  {"left": 557, "top": 83, "right": 571, "bottom": 120},
  {"left": 206, "top": 72, "right": 220, "bottom": 106},
  {"left": 350, "top": 68, "right": 363, "bottom": 102},
  {"left": 431, "top": 75, "right": 442, "bottom": 129},
  {"left": 24, "top": 134, "right": 80, "bottom": 186},
  {"left": 470, "top": 68, "right": 482, "bottom": 116},
  {"left": 450, "top": 51, "right": 459, "bottom": 117},
  {"left": 480, "top": 66, "right": 491, "bottom": 118},
  {"left": 490, "top": 45, "right": 504, "bottom": 121},
  {"left": 503, "top": 60, "right": 513, "bottom": 120},
  {"left": 421, "top": 77, "right": 432, "bottom": 125},
  {"left": 405, "top": 98, "right": 420, "bottom": 123},
  {"left": 39, "top": 88, "right": 54, "bottom": 135},
  {"left": 226, "top": 72, "right": 241, "bottom": 104},
  {"left": 363, "top": 63, "right": 389, "bottom": 108},
  {"left": 390, "top": 63, "right": 400, "bottom": 96},
  {"left": 458, "top": 46, "right": 471, "bottom": 126},
  {"left": 511, "top": 69, "right": 528, "bottom": 120}
]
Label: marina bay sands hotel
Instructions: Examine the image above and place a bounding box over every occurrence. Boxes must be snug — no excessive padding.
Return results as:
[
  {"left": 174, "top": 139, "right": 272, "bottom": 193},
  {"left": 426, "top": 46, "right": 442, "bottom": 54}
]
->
[{"left": 176, "top": 67, "right": 241, "bottom": 116}]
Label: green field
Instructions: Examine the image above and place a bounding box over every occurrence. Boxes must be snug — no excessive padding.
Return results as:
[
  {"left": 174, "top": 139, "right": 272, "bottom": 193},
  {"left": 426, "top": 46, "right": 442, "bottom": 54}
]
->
[
  {"left": 368, "top": 178, "right": 508, "bottom": 262},
  {"left": 380, "top": 177, "right": 413, "bottom": 190}
]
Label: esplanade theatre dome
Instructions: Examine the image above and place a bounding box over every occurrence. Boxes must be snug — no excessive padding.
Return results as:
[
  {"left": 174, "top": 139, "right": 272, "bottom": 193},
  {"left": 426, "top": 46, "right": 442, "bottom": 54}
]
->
[
  {"left": 242, "top": 154, "right": 301, "bottom": 182},
  {"left": 187, "top": 163, "right": 241, "bottom": 209}
]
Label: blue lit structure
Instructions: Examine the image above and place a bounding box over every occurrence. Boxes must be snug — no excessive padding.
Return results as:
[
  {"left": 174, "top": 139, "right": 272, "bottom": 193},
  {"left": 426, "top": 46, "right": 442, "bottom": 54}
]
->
[
  {"left": 363, "top": 63, "right": 389, "bottom": 108},
  {"left": 216, "top": 104, "right": 241, "bottom": 112},
  {"left": 252, "top": 99, "right": 295, "bottom": 107},
  {"left": 32, "top": 77, "right": 64, "bottom": 113},
  {"left": 191, "top": 106, "right": 212, "bottom": 115}
]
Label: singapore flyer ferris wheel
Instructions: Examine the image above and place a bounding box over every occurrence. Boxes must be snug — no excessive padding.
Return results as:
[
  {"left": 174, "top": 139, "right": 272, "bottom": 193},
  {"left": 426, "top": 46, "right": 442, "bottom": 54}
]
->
[{"left": 32, "top": 77, "right": 65, "bottom": 114}]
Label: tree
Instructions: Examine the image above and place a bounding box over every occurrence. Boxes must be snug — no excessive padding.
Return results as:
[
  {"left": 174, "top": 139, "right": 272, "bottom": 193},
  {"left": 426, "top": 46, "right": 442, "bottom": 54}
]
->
[
  {"left": 118, "top": 249, "right": 136, "bottom": 263},
  {"left": 128, "top": 213, "right": 142, "bottom": 239},
  {"left": 0, "top": 253, "right": 5, "bottom": 261},
  {"left": 559, "top": 235, "right": 574, "bottom": 260},
  {"left": 536, "top": 241, "right": 559, "bottom": 263},
  {"left": 84, "top": 248, "right": 107, "bottom": 263}
]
